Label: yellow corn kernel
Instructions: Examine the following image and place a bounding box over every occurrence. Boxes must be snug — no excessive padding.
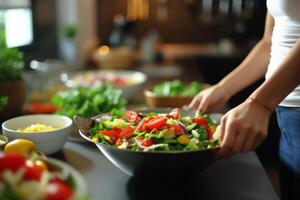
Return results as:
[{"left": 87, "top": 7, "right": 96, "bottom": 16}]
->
[{"left": 177, "top": 135, "right": 190, "bottom": 145}]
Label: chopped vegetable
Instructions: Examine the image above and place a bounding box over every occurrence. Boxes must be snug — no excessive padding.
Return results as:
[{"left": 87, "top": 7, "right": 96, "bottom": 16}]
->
[
  {"left": 87, "top": 108, "right": 220, "bottom": 152},
  {"left": 51, "top": 85, "right": 127, "bottom": 118}
]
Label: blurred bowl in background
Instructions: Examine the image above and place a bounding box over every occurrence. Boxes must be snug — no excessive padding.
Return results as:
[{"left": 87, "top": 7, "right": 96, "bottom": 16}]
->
[
  {"left": 2, "top": 114, "right": 72, "bottom": 155},
  {"left": 144, "top": 89, "right": 193, "bottom": 108},
  {"left": 61, "top": 69, "right": 147, "bottom": 99},
  {"left": 144, "top": 83, "right": 210, "bottom": 108},
  {"left": 93, "top": 46, "right": 138, "bottom": 69}
]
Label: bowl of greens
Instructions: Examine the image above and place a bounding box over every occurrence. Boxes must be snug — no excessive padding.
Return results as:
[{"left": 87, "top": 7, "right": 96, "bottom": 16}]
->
[
  {"left": 74, "top": 107, "right": 222, "bottom": 176},
  {"left": 51, "top": 85, "right": 127, "bottom": 141},
  {"left": 144, "top": 80, "right": 209, "bottom": 108}
]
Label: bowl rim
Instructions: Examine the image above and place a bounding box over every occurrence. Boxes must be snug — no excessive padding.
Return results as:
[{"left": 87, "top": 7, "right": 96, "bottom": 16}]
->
[
  {"left": 144, "top": 89, "right": 194, "bottom": 99},
  {"left": 2, "top": 114, "right": 73, "bottom": 134}
]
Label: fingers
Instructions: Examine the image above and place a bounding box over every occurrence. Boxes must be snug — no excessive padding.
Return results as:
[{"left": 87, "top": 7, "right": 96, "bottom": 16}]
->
[
  {"left": 189, "top": 94, "right": 202, "bottom": 111},
  {"left": 217, "top": 118, "right": 237, "bottom": 157},
  {"left": 198, "top": 96, "right": 209, "bottom": 113},
  {"left": 217, "top": 117, "right": 252, "bottom": 157}
]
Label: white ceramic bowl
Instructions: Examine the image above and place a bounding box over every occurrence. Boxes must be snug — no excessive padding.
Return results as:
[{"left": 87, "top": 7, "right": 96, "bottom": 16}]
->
[
  {"left": 61, "top": 69, "right": 147, "bottom": 99},
  {"left": 2, "top": 114, "right": 73, "bottom": 155}
]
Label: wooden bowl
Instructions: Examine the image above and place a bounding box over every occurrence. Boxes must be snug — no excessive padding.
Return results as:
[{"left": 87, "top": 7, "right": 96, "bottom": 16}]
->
[
  {"left": 144, "top": 83, "right": 210, "bottom": 108},
  {"left": 144, "top": 90, "right": 193, "bottom": 108}
]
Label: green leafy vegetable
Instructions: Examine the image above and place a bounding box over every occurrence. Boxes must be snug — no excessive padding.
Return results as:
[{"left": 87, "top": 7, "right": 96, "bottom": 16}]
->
[
  {"left": 51, "top": 85, "right": 127, "bottom": 118},
  {"left": 0, "top": 48, "right": 24, "bottom": 82},
  {"left": 0, "top": 96, "right": 8, "bottom": 111},
  {"left": 152, "top": 79, "right": 203, "bottom": 97}
]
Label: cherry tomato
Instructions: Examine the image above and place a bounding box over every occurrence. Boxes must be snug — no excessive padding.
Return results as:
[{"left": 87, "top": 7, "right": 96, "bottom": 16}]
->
[
  {"left": 141, "top": 139, "right": 155, "bottom": 147},
  {"left": 119, "top": 126, "right": 135, "bottom": 139},
  {"left": 23, "top": 160, "right": 43, "bottom": 181},
  {"left": 136, "top": 116, "right": 155, "bottom": 131},
  {"left": 0, "top": 153, "right": 26, "bottom": 173},
  {"left": 146, "top": 117, "right": 167, "bottom": 130},
  {"left": 167, "top": 108, "right": 180, "bottom": 119},
  {"left": 125, "top": 111, "right": 141, "bottom": 123},
  {"left": 46, "top": 180, "right": 74, "bottom": 200}
]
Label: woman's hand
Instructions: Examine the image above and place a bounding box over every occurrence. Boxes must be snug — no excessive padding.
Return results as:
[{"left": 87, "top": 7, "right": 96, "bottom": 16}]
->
[
  {"left": 217, "top": 99, "right": 272, "bottom": 157},
  {"left": 189, "top": 84, "right": 230, "bottom": 113}
]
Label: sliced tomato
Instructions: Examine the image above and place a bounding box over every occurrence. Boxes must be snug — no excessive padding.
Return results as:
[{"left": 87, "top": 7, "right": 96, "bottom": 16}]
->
[
  {"left": 141, "top": 139, "right": 155, "bottom": 147},
  {"left": 22, "top": 160, "right": 43, "bottom": 181},
  {"left": 125, "top": 111, "right": 141, "bottom": 123},
  {"left": 167, "top": 108, "right": 180, "bottom": 119},
  {"left": 46, "top": 179, "right": 74, "bottom": 200},
  {"left": 119, "top": 126, "right": 135, "bottom": 139},
  {"left": 100, "top": 130, "right": 120, "bottom": 138},
  {"left": 136, "top": 116, "right": 155, "bottom": 131},
  {"left": 29, "top": 102, "right": 58, "bottom": 114},
  {"left": 146, "top": 117, "right": 167, "bottom": 130},
  {"left": 0, "top": 153, "right": 26, "bottom": 173}
]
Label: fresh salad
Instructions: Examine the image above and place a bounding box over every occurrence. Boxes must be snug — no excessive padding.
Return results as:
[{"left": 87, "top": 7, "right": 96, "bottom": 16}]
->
[
  {"left": 152, "top": 79, "right": 203, "bottom": 97},
  {"left": 0, "top": 139, "right": 86, "bottom": 200},
  {"left": 88, "top": 108, "right": 220, "bottom": 152},
  {"left": 0, "top": 153, "right": 75, "bottom": 200}
]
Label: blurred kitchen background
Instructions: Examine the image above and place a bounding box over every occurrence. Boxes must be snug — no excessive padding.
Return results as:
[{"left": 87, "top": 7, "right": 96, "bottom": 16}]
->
[{"left": 0, "top": 0, "right": 279, "bottom": 191}]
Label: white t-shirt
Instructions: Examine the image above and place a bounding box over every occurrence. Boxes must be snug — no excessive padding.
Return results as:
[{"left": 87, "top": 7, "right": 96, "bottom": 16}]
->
[{"left": 266, "top": 0, "right": 300, "bottom": 107}]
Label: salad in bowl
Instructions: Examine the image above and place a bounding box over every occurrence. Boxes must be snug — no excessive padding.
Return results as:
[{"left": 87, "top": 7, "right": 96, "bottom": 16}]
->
[
  {"left": 75, "top": 108, "right": 222, "bottom": 176},
  {"left": 87, "top": 108, "right": 219, "bottom": 152}
]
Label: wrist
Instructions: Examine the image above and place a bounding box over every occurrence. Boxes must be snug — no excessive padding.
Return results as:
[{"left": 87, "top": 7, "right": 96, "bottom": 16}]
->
[
  {"left": 247, "top": 96, "right": 274, "bottom": 115},
  {"left": 216, "top": 82, "right": 233, "bottom": 101}
]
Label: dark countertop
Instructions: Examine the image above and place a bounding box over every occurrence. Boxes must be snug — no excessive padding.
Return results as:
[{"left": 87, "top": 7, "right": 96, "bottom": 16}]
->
[{"left": 53, "top": 141, "right": 279, "bottom": 200}]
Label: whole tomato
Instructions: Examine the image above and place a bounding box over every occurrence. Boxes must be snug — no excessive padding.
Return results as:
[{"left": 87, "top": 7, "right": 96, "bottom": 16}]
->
[
  {"left": 0, "top": 153, "right": 26, "bottom": 173},
  {"left": 46, "top": 179, "right": 74, "bottom": 200}
]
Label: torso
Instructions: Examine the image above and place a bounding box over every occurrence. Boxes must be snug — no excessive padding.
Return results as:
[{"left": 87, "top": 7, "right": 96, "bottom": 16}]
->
[{"left": 266, "top": 0, "right": 300, "bottom": 107}]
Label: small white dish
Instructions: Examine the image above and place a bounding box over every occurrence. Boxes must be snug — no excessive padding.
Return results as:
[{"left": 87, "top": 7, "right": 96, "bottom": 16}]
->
[{"left": 2, "top": 114, "right": 72, "bottom": 155}]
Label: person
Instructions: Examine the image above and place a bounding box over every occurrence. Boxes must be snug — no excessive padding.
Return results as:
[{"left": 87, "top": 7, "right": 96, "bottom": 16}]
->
[{"left": 189, "top": 1, "right": 300, "bottom": 200}]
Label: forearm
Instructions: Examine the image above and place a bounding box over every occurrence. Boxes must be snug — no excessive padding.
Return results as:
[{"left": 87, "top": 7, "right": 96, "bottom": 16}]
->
[
  {"left": 250, "top": 38, "right": 300, "bottom": 110},
  {"left": 218, "top": 39, "right": 271, "bottom": 98}
]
